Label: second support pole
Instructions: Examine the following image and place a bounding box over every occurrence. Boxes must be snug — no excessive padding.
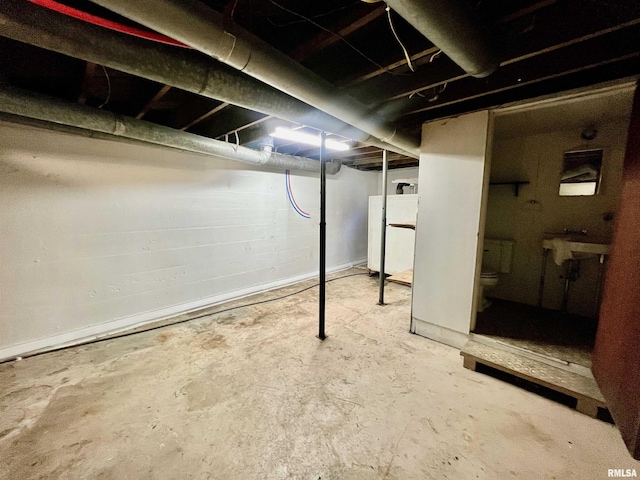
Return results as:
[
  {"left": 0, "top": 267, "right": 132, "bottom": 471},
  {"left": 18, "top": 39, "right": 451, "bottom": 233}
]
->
[{"left": 378, "top": 150, "right": 388, "bottom": 305}]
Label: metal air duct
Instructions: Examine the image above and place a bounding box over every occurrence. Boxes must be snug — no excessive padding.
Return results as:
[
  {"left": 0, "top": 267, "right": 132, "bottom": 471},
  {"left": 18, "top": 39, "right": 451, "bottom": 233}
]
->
[
  {"left": 87, "top": 0, "right": 421, "bottom": 155},
  {"left": 0, "top": 86, "right": 341, "bottom": 175},
  {"left": 0, "top": 0, "right": 418, "bottom": 159},
  {"left": 384, "top": 0, "right": 499, "bottom": 78}
]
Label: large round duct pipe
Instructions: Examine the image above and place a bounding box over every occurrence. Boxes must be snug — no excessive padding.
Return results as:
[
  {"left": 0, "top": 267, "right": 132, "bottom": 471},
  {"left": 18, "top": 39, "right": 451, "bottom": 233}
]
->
[
  {"left": 87, "top": 0, "right": 421, "bottom": 155},
  {"left": 0, "top": 86, "right": 341, "bottom": 175},
  {"left": 0, "top": 0, "right": 418, "bottom": 159},
  {"left": 384, "top": 0, "right": 499, "bottom": 78}
]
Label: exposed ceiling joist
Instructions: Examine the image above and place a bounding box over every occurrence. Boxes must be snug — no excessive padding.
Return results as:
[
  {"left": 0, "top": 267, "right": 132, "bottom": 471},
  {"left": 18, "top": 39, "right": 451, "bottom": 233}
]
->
[
  {"left": 0, "top": 0, "right": 638, "bottom": 170},
  {"left": 77, "top": 62, "right": 97, "bottom": 105},
  {"left": 351, "top": 7, "right": 640, "bottom": 107},
  {"left": 136, "top": 84, "right": 171, "bottom": 120},
  {"left": 339, "top": 0, "right": 560, "bottom": 89},
  {"left": 289, "top": 3, "right": 386, "bottom": 62},
  {"left": 180, "top": 102, "right": 229, "bottom": 131},
  {"left": 402, "top": 25, "right": 640, "bottom": 118}
]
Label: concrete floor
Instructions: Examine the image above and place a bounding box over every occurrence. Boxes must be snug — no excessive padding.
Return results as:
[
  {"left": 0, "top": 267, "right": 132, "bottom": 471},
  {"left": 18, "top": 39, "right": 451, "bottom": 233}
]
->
[{"left": 1, "top": 268, "right": 637, "bottom": 479}]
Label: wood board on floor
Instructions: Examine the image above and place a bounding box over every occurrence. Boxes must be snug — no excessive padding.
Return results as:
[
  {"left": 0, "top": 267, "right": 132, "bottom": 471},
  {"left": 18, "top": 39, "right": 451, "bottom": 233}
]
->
[
  {"left": 388, "top": 269, "right": 412, "bottom": 286},
  {"left": 461, "top": 339, "right": 607, "bottom": 418}
]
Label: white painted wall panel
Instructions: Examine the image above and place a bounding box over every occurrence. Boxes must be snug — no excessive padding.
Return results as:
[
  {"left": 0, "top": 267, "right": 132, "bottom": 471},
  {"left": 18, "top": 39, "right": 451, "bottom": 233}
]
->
[
  {"left": 0, "top": 122, "right": 378, "bottom": 358},
  {"left": 411, "top": 111, "right": 492, "bottom": 347}
]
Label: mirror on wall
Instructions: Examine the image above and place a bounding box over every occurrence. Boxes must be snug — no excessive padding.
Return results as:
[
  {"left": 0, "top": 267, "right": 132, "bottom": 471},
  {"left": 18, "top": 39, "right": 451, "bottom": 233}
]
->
[{"left": 559, "top": 149, "right": 603, "bottom": 196}]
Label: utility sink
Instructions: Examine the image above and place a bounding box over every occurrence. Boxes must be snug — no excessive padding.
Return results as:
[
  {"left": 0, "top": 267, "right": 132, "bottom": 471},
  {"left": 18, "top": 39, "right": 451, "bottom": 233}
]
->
[{"left": 542, "top": 234, "right": 610, "bottom": 259}]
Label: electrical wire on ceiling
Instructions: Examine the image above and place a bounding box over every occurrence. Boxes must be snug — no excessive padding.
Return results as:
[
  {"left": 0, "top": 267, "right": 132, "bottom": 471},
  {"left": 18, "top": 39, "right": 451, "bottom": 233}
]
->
[
  {"left": 408, "top": 81, "right": 447, "bottom": 101},
  {"left": 229, "top": 0, "right": 240, "bottom": 21},
  {"left": 428, "top": 82, "right": 447, "bottom": 102},
  {"left": 97, "top": 65, "right": 111, "bottom": 109},
  {"left": 269, "top": 0, "right": 404, "bottom": 76},
  {"left": 267, "top": 0, "right": 361, "bottom": 27},
  {"left": 385, "top": 5, "right": 415, "bottom": 72},
  {"left": 286, "top": 169, "right": 311, "bottom": 218}
]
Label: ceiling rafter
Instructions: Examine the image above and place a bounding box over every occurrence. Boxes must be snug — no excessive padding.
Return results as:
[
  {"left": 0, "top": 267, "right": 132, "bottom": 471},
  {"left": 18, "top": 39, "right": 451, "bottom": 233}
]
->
[
  {"left": 405, "top": 53, "right": 640, "bottom": 121},
  {"left": 359, "top": 13, "right": 640, "bottom": 109},
  {"left": 498, "top": 0, "right": 557, "bottom": 23},
  {"left": 399, "top": 26, "right": 640, "bottom": 122},
  {"left": 3, "top": 0, "right": 638, "bottom": 172},
  {"left": 136, "top": 84, "right": 171, "bottom": 119},
  {"left": 338, "top": 0, "right": 560, "bottom": 89},
  {"left": 402, "top": 58, "right": 640, "bottom": 130},
  {"left": 289, "top": 3, "right": 386, "bottom": 62},
  {"left": 215, "top": 115, "right": 274, "bottom": 141},
  {"left": 77, "top": 61, "right": 97, "bottom": 105},
  {"left": 180, "top": 102, "right": 229, "bottom": 131}
]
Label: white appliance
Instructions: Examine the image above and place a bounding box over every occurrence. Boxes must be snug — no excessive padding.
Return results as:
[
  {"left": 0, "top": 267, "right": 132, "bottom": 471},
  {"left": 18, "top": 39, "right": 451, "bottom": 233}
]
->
[{"left": 368, "top": 194, "right": 418, "bottom": 274}]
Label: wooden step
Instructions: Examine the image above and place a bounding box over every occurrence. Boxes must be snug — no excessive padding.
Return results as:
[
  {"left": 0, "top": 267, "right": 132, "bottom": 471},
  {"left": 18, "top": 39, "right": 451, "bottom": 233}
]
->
[{"left": 461, "top": 339, "right": 607, "bottom": 418}]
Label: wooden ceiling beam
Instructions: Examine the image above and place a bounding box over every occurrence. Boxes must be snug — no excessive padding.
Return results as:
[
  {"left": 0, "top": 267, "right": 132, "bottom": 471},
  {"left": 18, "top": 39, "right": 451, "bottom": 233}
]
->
[
  {"left": 498, "top": 0, "right": 557, "bottom": 23},
  {"left": 214, "top": 115, "right": 273, "bottom": 140},
  {"left": 401, "top": 57, "right": 640, "bottom": 129},
  {"left": 346, "top": 153, "right": 409, "bottom": 165},
  {"left": 180, "top": 102, "right": 229, "bottom": 131},
  {"left": 289, "top": 4, "right": 386, "bottom": 62},
  {"left": 353, "top": 9, "right": 640, "bottom": 108},
  {"left": 77, "top": 61, "right": 97, "bottom": 105},
  {"left": 136, "top": 84, "right": 172, "bottom": 120},
  {"left": 338, "top": 46, "right": 440, "bottom": 87},
  {"left": 338, "top": 0, "right": 570, "bottom": 89},
  {"left": 354, "top": 160, "right": 419, "bottom": 170},
  {"left": 398, "top": 25, "right": 640, "bottom": 121},
  {"left": 298, "top": 144, "right": 377, "bottom": 160},
  {"left": 404, "top": 52, "right": 640, "bottom": 120}
]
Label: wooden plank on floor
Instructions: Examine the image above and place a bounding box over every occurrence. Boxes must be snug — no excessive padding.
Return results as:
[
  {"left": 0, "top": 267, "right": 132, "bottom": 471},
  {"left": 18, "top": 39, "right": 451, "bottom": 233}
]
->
[
  {"left": 461, "top": 339, "right": 607, "bottom": 418},
  {"left": 388, "top": 269, "right": 413, "bottom": 286}
]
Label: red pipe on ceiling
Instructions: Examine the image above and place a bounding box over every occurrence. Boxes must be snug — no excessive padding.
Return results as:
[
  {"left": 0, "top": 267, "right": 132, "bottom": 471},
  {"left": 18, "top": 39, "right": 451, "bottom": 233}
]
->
[{"left": 27, "top": 0, "right": 191, "bottom": 48}]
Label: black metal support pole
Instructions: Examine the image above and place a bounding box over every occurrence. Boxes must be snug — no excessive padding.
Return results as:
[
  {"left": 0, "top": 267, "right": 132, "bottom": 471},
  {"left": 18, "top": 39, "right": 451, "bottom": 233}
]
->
[
  {"left": 378, "top": 150, "right": 388, "bottom": 305},
  {"left": 318, "top": 132, "right": 327, "bottom": 339}
]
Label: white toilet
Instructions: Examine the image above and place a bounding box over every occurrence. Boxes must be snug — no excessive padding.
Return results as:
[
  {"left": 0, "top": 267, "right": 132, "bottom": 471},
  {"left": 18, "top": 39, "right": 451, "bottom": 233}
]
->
[{"left": 477, "top": 239, "right": 514, "bottom": 312}]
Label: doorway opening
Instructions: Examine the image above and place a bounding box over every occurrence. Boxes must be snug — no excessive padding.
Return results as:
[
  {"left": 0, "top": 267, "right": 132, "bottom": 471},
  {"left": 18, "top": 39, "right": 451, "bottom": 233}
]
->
[{"left": 471, "top": 85, "right": 634, "bottom": 373}]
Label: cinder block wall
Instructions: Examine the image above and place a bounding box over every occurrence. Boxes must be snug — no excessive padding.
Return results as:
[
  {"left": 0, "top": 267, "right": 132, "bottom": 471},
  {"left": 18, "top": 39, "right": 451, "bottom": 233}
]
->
[{"left": 0, "top": 121, "right": 378, "bottom": 359}]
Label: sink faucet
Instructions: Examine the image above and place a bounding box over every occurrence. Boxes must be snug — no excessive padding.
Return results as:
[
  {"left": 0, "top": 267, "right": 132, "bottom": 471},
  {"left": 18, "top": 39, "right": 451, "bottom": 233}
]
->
[{"left": 563, "top": 228, "right": 588, "bottom": 236}]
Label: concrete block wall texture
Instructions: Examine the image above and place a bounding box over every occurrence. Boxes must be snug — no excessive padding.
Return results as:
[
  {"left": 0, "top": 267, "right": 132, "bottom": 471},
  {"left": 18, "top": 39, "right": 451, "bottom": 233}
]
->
[
  {"left": 0, "top": 121, "right": 379, "bottom": 360},
  {"left": 486, "top": 120, "right": 629, "bottom": 317}
]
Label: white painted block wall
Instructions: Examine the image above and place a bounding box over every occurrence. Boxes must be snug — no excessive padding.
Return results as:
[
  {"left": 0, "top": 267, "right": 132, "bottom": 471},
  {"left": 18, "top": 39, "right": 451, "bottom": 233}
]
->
[
  {"left": 411, "top": 111, "right": 492, "bottom": 348},
  {"left": 0, "top": 121, "right": 378, "bottom": 359}
]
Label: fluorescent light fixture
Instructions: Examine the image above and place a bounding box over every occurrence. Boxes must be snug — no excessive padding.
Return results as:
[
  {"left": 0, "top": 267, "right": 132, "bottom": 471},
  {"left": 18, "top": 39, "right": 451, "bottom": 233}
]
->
[{"left": 269, "top": 127, "right": 349, "bottom": 151}]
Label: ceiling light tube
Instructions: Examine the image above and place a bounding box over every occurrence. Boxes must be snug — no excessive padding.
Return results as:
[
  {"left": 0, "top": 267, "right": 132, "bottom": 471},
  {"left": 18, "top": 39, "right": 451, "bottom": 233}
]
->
[{"left": 269, "top": 127, "right": 349, "bottom": 151}]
